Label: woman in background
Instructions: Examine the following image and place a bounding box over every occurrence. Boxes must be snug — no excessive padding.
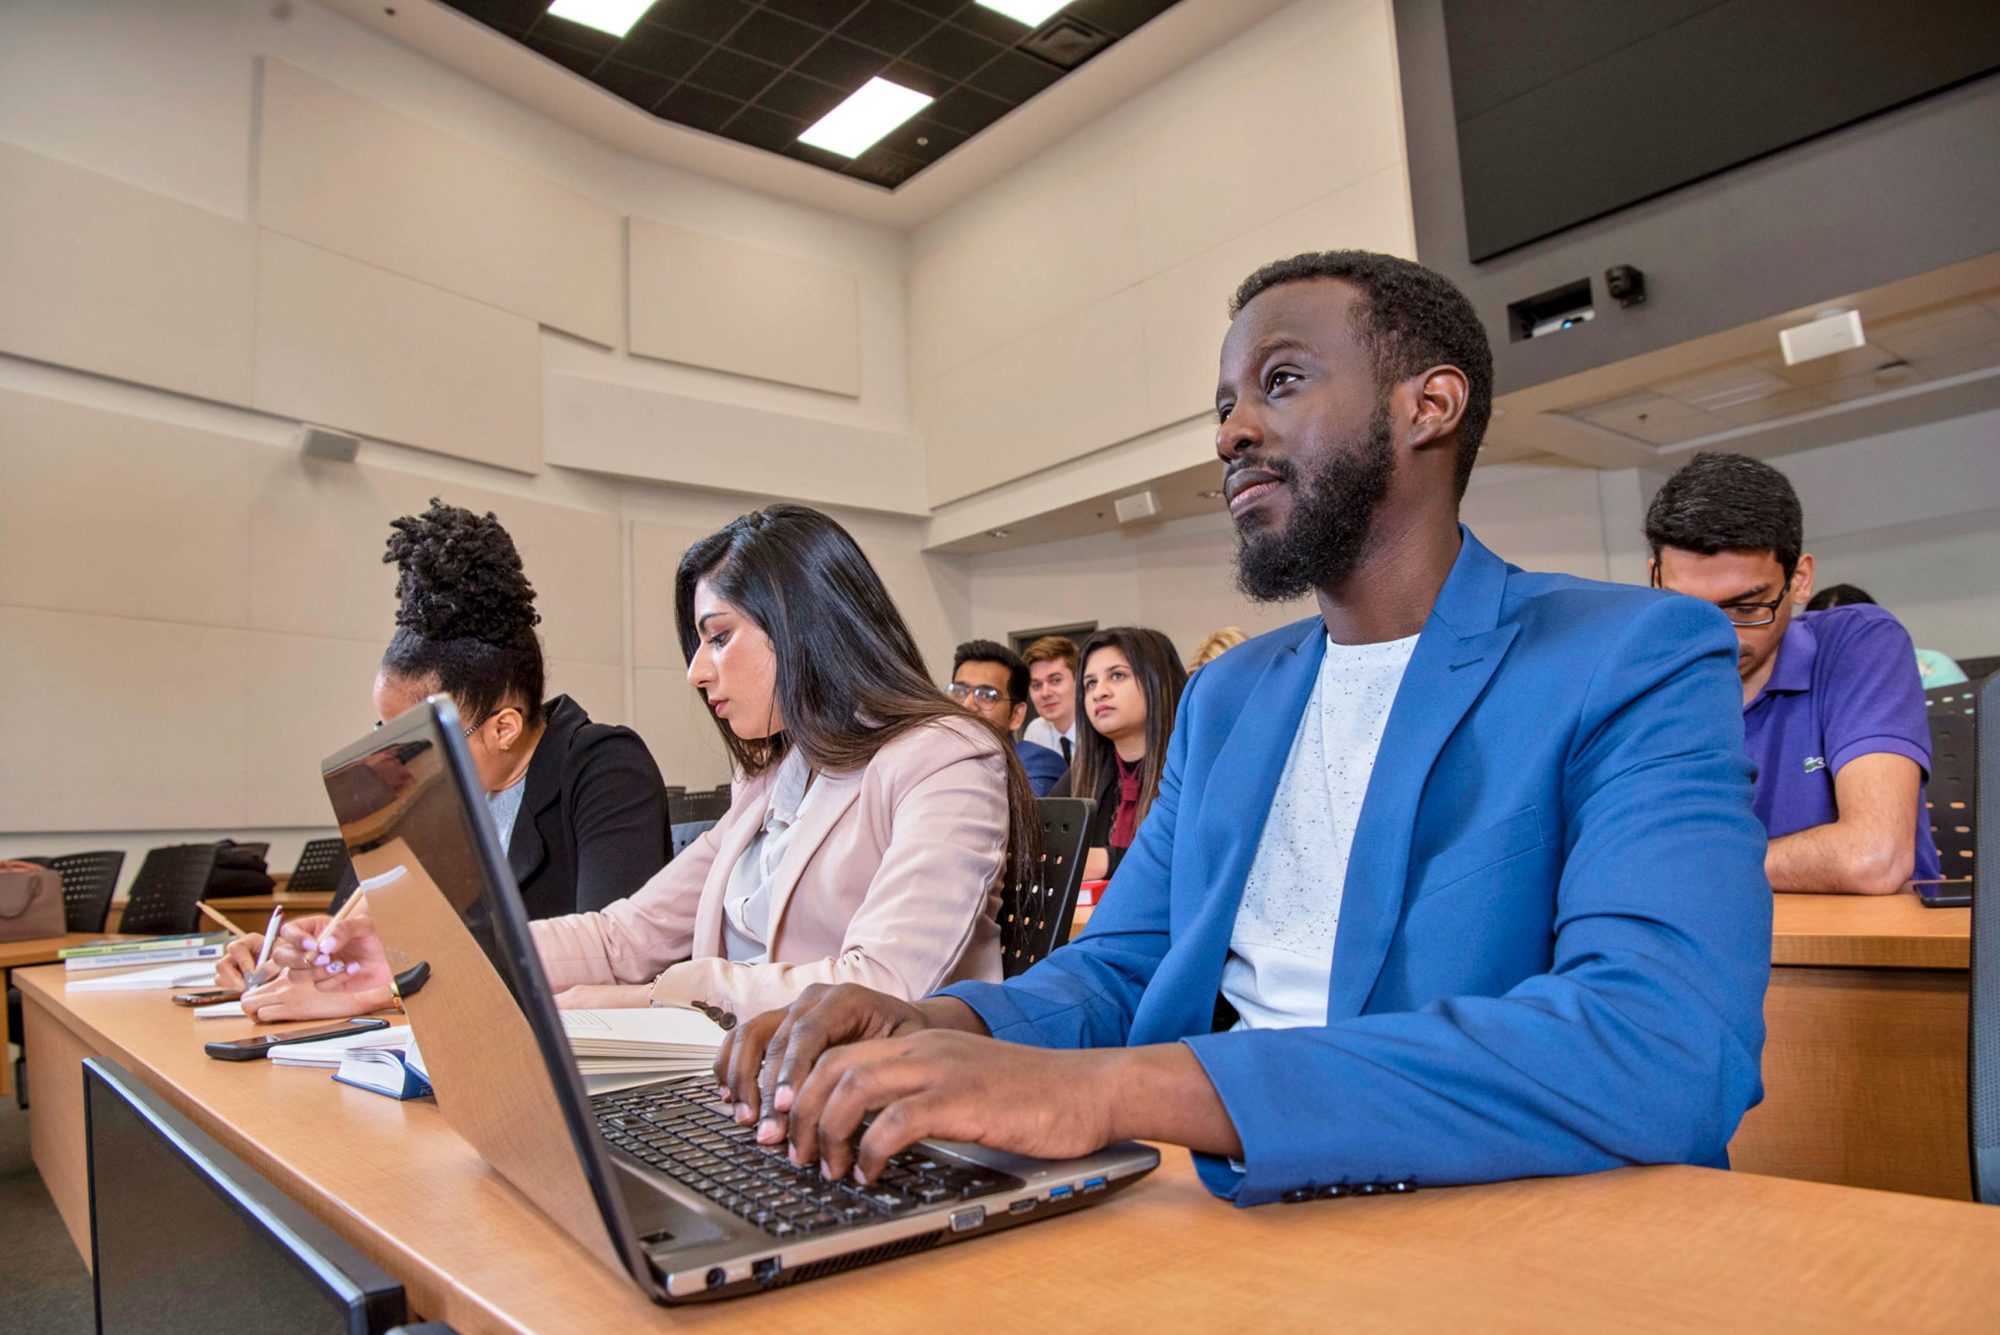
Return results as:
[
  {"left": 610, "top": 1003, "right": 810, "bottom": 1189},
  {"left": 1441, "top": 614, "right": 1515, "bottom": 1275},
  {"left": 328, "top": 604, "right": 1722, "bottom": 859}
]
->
[
  {"left": 1053, "top": 626, "right": 1188, "bottom": 883},
  {"left": 220, "top": 499, "right": 670, "bottom": 1013},
  {"left": 264, "top": 505, "right": 1038, "bottom": 1033},
  {"left": 1187, "top": 626, "right": 1247, "bottom": 671}
]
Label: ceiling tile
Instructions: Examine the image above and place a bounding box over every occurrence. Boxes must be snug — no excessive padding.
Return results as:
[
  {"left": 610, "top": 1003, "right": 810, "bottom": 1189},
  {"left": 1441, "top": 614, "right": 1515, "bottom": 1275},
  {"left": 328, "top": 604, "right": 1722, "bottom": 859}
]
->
[
  {"left": 1068, "top": 0, "right": 1179, "bottom": 37},
  {"left": 656, "top": 83, "right": 744, "bottom": 133},
  {"left": 1708, "top": 384, "right": 1832, "bottom": 426},
  {"left": 450, "top": 0, "right": 546, "bottom": 31},
  {"left": 684, "top": 46, "right": 785, "bottom": 100},
  {"left": 839, "top": 0, "right": 942, "bottom": 56},
  {"left": 647, "top": 0, "right": 754, "bottom": 43},
  {"left": 528, "top": 14, "right": 620, "bottom": 54},
  {"left": 722, "top": 9, "right": 823, "bottom": 66},
  {"left": 763, "top": 0, "right": 865, "bottom": 22},
  {"left": 1650, "top": 362, "right": 1793, "bottom": 412},
  {"left": 595, "top": 59, "right": 679, "bottom": 108},
  {"left": 614, "top": 22, "right": 707, "bottom": 77},
  {"left": 796, "top": 35, "right": 893, "bottom": 87},
  {"left": 877, "top": 115, "right": 970, "bottom": 161},
  {"left": 951, "top": 6, "right": 1032, "bottom": 43},
  {"left": 1871, "top": 302, "right": 2000, "bottom": 363},
  {"left": 879, "top": 59, "right": 954, "bottom": 97},
  {"left": 969, "top": 48, "right": 1063, "bottom": 100},
  {"left": 726, "top": 105, "right": 807, "bottom": 151},
  {"left": 1818, "top": 361, "right": 1929, "bottom": 405},
  {"left": 905, "top": 24, "right": 1007, "bottom": 81},
  {"left": 520, "top": 30, "right": 604, "bottom": 76},
  {"left": 925, "top": 84, "right": 1013, "bottom": 133},
  {"left": 756, "top": 73, "right": 850, "bottom": 122},
  {"left": 1769, "top": 343, "right": 1891, "bottom": 387}
]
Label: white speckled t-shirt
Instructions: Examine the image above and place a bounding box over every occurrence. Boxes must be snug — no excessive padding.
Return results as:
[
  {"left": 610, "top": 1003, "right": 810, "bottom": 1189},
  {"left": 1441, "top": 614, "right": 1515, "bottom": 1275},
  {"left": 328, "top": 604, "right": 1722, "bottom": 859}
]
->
[{"left": 1221, "top": 632, "right": 1418, "bottom": 1031}]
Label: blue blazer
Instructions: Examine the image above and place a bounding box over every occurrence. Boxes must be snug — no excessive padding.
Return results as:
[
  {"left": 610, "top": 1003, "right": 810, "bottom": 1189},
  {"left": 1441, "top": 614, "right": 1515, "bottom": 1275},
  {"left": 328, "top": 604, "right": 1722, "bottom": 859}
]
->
[
  {"left": 1015, "top": 739, "right": 1067, "bottom": 797},
  {"left": 942, "top": 530, "right": 1771, "bottom": 1205}
]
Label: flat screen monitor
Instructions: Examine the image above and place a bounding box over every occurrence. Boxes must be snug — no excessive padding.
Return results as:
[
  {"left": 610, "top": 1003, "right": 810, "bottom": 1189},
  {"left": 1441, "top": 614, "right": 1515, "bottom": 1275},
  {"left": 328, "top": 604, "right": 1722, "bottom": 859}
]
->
[{"left": 84, "top": 1058, "right": 406, "bottom": 1335}]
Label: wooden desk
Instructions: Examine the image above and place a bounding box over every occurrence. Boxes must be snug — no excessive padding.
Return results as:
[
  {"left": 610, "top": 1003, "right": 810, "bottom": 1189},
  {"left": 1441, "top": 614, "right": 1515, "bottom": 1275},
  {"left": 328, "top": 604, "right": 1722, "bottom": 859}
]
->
[
  {"left": 1730, "top": 891, "right": 1972, "bottom": 1200},
  {"left": 0, "top": 933, "right": 135, "bottom": 1097},
  {"left": 105, "top": 889, "right": 332, "bottom": 934},
  {"left": 20, "top": 965, "right": 2000, "bottom": 1333}
]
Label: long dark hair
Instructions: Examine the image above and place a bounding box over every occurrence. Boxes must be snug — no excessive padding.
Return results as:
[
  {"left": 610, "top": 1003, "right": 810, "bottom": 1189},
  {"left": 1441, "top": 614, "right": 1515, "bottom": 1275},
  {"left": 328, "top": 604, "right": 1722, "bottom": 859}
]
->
[
  {"left": 1072, "top": 627, "right": 1187, "bottom": 829},
  {"left": 673, "top": 505, "right": 1041, "bottom": 890},
  {"left": 380, "top": 498, "right": 546, "bottom": 726}
]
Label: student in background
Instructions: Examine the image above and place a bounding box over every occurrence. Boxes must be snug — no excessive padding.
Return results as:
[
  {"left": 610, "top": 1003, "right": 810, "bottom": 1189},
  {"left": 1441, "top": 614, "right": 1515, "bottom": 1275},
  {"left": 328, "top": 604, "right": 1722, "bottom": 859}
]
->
[
  {"left": 1021, "top": 636, "right": 1081, "bottom": 764},
  {"left": 1052, "top": 627, "right": 1187, "bottom": 882},
  {"left": 1808, "top": 583, "right": 1969, "bottom": 686},
  {"left": 262, "top": 505, "right": 1037, "bottom": 1030},
  {"left": 1648, "top": 453, "right": 1940, "bottom": 893},
  {"left": 220, "top": 499, "right": 670, "bottom": 1013},
  {"left": 1188, "top": 626, "right": 1248, "bottom": 670},
  {"left": 950, "top": 640, "right": 1067, "bottom": 797}
]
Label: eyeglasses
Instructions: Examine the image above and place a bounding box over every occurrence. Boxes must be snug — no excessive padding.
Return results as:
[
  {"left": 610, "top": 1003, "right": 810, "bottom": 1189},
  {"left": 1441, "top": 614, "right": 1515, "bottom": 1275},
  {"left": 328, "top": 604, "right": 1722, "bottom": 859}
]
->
[
  {"left": 1712, "top": 596, "right": 1788, "bottom": 628},
  {"left": 947, "top": 683, "right": 1006, "bottom": 705}
]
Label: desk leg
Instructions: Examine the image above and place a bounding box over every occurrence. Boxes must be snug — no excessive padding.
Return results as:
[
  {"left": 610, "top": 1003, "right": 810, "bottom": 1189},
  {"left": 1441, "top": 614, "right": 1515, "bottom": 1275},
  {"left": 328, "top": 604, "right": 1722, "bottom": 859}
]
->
[
  {"left": 2, "top": 967, "right": 13, "bottom": 1098},
  {"left": 1729, "top": 965, "right": 1969, "bottom": 1200},
  {"left": 24, "top": 989, "right": 97, "bottom": 1265}
]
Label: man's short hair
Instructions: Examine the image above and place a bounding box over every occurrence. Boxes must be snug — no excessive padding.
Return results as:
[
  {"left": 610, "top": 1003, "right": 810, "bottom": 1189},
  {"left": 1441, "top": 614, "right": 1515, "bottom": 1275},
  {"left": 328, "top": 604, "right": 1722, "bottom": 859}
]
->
[
  {"left": 1229, "top": 250, "right": 1494, "bottom": 497},
  {"left": 1020, "top": 635, "right": 1079, "bottom": 672},
  {"left": 1645, "top": 452, "right": 1804, "bottom": 581},
  {"left": 953, "top": 638, "right": 1028, "bottom": 704}
]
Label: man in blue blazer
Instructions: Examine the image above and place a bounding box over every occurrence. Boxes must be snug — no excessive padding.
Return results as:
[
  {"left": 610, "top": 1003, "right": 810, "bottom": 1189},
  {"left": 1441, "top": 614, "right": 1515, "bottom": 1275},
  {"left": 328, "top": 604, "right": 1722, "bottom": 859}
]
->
[{"left": 716, "top": 251, "right": 1771, "bottom": 1206}]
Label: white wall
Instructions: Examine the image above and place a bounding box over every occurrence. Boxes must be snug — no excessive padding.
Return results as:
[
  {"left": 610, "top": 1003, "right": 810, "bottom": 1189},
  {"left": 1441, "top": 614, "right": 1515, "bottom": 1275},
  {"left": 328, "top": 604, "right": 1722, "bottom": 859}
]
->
[{"left": 911, "top": 0, "right": 1414, "bottom": 510}]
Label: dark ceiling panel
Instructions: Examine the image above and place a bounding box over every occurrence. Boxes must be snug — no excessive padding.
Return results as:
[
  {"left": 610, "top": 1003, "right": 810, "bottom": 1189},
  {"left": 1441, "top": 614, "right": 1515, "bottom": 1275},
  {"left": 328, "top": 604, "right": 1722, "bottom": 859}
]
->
[{"left": 441, "top": 0, "right": 1188, "bottom": 190}]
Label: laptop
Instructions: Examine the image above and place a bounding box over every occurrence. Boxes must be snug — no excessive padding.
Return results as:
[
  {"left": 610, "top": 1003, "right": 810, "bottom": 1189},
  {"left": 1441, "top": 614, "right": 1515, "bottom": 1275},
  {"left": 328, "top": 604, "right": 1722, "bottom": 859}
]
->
[{"left": 319, "top": 698, "right": 1158, "bottom": 1302}]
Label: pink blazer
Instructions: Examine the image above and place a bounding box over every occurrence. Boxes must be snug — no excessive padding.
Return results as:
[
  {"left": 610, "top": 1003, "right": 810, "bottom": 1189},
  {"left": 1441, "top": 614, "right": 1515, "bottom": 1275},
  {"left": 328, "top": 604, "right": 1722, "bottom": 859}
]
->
[{"left": 532, "top": 716, "right": 1007, "bottom": 1021}]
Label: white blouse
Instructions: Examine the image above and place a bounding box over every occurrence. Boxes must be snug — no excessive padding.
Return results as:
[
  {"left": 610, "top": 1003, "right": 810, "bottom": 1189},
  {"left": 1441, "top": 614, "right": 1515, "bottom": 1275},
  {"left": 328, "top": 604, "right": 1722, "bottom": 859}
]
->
[{"left": 720, "top": 748, "right": 818, "bottom": 962}]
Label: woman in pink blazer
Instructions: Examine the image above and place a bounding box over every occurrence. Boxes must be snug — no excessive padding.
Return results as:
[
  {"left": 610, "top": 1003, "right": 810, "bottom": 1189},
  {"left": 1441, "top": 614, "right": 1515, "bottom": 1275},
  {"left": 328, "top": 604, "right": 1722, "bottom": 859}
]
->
[{"left": 260, "top": 506, "right": 1040, "bottom": 1026}]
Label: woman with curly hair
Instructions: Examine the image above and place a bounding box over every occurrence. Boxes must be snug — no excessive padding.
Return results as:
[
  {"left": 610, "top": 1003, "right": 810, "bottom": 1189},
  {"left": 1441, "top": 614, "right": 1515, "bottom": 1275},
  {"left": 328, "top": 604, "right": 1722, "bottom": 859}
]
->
[
  {"left": 261, "top": 505, "right": 1036, "bottom": 1030},
  {"left": 221, "top": 499, "right": 670, "bottom": 1016}
]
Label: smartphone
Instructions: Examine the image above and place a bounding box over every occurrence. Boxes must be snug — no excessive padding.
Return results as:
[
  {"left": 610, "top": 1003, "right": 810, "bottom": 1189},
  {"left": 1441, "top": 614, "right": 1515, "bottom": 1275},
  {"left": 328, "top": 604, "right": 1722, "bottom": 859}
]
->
[
  {"left": 173, "top": 989, "right": 244, "bottom": 1007},
  {"left": 1915, "top": 880, "right": 1973, "bottom": 909},
  {"left": 203, "top": 1016, "right": 391, "bottom": 1062}
]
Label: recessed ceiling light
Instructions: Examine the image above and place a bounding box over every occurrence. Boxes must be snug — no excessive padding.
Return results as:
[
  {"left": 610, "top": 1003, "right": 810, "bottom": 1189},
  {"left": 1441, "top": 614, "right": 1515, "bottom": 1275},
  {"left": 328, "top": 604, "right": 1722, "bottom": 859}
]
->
[
  {"left": 976, "top": 0, "right": 1073, "bottom": 25},
  {"left": 798, "top": 77, "right": 933, "bottom": 158},
  {"left": 545, "top": 0, "right": 655, "bottom": 38}
]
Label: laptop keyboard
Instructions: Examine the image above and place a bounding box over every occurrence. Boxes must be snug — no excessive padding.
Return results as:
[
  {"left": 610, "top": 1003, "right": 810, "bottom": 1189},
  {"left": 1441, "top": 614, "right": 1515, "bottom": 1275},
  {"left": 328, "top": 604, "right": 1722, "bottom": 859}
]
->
[{"left": 592, "top": 1082, "right": 1026, "bottom": 1239}]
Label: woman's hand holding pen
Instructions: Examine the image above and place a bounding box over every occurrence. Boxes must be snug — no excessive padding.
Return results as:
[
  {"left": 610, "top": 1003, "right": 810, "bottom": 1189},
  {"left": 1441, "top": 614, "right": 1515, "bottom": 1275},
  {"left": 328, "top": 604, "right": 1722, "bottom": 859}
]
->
[{"left": 268, "top": 907, "right": 395, "bottom": 994}]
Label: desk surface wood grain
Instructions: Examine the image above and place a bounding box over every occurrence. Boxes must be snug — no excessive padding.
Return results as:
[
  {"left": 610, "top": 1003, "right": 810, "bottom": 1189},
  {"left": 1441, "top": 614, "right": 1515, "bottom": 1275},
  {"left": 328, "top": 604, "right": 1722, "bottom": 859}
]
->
[
  {"left": 19, "top": 965, "right": 2000, "bottom": 1334},
  {"left": 1770, "top": 890, "right": 1969, "bottom": 969}
]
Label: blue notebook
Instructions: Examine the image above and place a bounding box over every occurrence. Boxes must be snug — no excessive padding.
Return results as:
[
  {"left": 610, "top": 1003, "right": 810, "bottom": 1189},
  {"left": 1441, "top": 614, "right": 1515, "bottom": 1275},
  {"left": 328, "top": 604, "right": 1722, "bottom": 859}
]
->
[{"left": 333, "top": 1048, "right": 432, "bottom": 1101}]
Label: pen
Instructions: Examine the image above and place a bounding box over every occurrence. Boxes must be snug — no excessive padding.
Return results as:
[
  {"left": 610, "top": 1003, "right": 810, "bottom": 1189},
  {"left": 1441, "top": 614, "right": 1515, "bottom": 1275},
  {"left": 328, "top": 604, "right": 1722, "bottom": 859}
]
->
[{"left": 244, "top": 905, "right": 284, "bottom": 990}]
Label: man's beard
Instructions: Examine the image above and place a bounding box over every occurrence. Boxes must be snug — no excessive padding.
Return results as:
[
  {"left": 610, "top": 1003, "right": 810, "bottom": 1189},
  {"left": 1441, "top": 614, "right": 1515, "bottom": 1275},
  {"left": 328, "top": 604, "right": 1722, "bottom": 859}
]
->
[{"left": 1233, "top": 406, "right": 1396, "bottom": 602}]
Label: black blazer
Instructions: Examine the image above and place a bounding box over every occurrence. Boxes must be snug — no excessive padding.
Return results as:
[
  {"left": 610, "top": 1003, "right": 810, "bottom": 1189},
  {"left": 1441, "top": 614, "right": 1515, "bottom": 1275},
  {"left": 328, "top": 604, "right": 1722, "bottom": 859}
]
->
[
  {"left": 1049, "top": 761, "right": 1127, "bottom": 878},
  {"left": 327, "top": 695, "right": 670, "bottom": 919},
  {"left": 506, "top": 695, "right": 672, "bottom": 918}
]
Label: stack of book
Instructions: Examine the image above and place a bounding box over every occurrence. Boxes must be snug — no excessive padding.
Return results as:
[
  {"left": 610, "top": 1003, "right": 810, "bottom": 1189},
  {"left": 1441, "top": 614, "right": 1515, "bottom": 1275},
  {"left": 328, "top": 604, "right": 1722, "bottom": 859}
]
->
[
  {"left": 60, "top": 932, "right": 229, "bottom": 971},
  {"left": 561, "top": 1007, "right": 726, "bottom": 1093}
]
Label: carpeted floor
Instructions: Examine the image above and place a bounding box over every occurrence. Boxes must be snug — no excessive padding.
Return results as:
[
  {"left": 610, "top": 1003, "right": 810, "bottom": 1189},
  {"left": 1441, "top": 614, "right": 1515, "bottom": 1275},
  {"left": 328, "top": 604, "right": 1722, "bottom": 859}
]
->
[{"left": 0, "top": 1061, "right": 95, "bottom": 1333}]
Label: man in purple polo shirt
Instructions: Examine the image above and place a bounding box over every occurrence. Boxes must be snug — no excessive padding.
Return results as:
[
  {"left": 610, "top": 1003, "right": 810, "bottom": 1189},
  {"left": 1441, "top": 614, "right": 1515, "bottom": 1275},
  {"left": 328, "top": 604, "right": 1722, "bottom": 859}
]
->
[{"left": 1645, "top": 452, "right": 1940, "bottom": 894}]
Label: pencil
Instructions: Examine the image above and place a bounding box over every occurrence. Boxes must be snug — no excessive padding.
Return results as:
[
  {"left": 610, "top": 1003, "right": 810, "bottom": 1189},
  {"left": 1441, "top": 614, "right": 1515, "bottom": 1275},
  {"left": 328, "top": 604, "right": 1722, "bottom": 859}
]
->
[
  {"left": 197, "top": 902, "right": 250, "bottom": 937},
  {"left": 308, "top": 891, "right": 367, "bottom": 970}
]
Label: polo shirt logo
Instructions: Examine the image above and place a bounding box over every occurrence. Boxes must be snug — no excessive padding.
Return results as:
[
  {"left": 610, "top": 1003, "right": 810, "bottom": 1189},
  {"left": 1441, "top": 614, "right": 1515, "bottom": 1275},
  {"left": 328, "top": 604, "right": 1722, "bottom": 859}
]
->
[{"left": 1803, "top": 756, "right": 1826, "bottom": 774}]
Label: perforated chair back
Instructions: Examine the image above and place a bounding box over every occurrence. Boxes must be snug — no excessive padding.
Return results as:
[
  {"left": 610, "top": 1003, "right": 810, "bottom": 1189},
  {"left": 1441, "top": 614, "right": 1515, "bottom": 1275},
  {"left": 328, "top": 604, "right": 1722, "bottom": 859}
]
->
[
  {"left": 286, "top": 837, "right": 352, "bottom": 898},
  {"left": 39, "top": 850, "right": 126, "bottom": 933},
  {"left": 1002, "top": 797, "right": 1095, "bottom": 978},
  {"left": 670, "top": 819, "right": 718, "bottom": 859},
  {"left": 1969, "top": 673, "right": 1998, "bottom": 1204},
  {"left": 119, "top": 843, "right": 220, "bottom": 935},
  {"left": 1927, "top": 682, "right": 1979, "bottom": 886}
]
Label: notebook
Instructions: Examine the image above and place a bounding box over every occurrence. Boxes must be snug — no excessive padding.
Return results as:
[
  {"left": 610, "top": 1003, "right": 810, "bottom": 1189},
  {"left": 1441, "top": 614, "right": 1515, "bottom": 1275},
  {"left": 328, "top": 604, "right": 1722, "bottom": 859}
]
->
[
  {"left": 66, "top": 962, "right": 218, "bottom": 993},
  {"left": 334, "top": 1043, "right": 432, "bottom": 1100},
  {"left": 561, "top": 1007, "right": 726, "bottom": 1079},
  {"left": 64, "top": 938, "right": 228, "bottom": 972},
  {"left": 269, "top": 1023, "right": 415, "bottom": 1068}
]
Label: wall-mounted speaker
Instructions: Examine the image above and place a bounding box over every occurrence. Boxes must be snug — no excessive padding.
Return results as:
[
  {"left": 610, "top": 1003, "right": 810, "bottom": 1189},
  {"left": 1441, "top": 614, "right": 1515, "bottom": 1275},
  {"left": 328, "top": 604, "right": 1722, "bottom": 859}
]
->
[{"left": 294, "top": 423, "right": 359, "bottom": 462}]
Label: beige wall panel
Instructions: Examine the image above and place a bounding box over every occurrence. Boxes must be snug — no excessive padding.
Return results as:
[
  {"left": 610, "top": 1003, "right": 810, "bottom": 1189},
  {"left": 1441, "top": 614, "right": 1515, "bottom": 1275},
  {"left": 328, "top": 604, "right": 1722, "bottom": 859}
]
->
[
  {"left": 634, "top": 667, "right": 734, "bottom": 790},
  {"left": 0, "top": 608, "right": 247, "bottom": 831},
  {"left": 244, "top": 632, "right": 386, "bottom": 828},
  {"left": 253, "top": 232, "right": 542, "bottom": 474},
  {"left": 547, "top": 659, "right": 627, "bottom": 727},
  {"left": 630, "top": 521, "right": 710, "bottom": 670},
  {"left": 920, "top": 287, "right": 1149, "bottom": 505},
  {"left": 1460, "top": 468, "right": 1610, "bottom": 582},
  {"left": 544, "top": 374, "right": 928, "bottom": 517},
  {"left": 247, "top": 453, "right": 620, "bottom": 666},
  {"left": 1138, "top": 169, "right": 1414, "bottom": 424},
  {"left": 907, "top": 143, "right": 1142, "bottom": 384},
  {"left": 0, "top": 389, "right": 254, "bottom": 627},
  {"left": 1132, "top": 0, "right": 1405, "bottom": 274},
  {"left": 628, "top": 219, "right": 861, "bottom": 398},
  {"left": 0, "top": 139, "right": 254, "bottom": 404},
  {"left": 256, "top": 60, "right": 620, "bottom": 347}
]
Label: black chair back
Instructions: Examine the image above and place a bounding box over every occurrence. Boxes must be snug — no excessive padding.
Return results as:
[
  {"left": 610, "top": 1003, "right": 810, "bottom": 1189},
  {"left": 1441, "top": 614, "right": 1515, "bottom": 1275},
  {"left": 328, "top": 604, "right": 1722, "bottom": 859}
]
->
[
  {"left": 669, "top": 787, "right": 732, "bottom": 825},
  {"left": 119, "top": 844, "right": 220, "bottom": 935},
  {"left": 1969, "top": 672, "right": 1999, "bottom": 1204},
  {"left": 286, "top": 837, "right": 353, "bottom": 898},
  {"left": 1002, "top": 797, "right": 1095, "bottom": 978},
  {"left": 36, "top": 850, "right": 126, "bottom": 933},
  {"left": 1926, "top": 682, "right": 1979, "bottom": 886},
  {"left": 670, "top": 819, "right": 718, "bottom": 859}
]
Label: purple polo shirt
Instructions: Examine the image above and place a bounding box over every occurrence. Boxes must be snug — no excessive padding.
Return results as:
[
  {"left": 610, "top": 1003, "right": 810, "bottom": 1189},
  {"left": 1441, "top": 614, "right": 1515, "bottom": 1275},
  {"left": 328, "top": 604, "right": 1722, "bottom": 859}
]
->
[{"left": 1743, "top": 604, "right": 1941, "bottom": 883}]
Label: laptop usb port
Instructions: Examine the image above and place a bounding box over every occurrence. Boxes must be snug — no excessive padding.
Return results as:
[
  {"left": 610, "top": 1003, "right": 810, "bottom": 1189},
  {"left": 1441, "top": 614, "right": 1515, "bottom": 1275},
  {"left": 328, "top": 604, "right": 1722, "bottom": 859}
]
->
[
  {"left": 1048, "top": 1184, "right": 1074, "bottom": 1202},
  {"left": 1008, "top": 1198, "right": 1036, "bottom": 1215},
  {"left": 1082, "top": 1176, "right": 1107, "bottom": 1193}
]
